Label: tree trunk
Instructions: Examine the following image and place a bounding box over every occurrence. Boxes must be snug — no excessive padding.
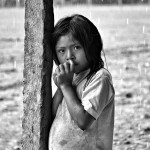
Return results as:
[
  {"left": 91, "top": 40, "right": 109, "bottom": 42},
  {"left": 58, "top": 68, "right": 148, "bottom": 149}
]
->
[{"left": 22, "top": 0, "right": 54, "bottom": 149}]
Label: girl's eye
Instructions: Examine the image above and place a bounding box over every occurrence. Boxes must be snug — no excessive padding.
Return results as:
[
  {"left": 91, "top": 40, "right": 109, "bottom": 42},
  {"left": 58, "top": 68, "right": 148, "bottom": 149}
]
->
[
  {"left": 74, "top": 45, "right": 81, "bottom": 50},
  {"left": 58, "top": 49, "right": 65, "bottom": 53}
]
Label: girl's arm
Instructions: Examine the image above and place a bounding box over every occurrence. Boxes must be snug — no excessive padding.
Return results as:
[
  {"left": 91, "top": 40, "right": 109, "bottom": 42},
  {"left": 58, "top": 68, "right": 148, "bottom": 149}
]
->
[
  {"left": 56, "top": 60, "right": 95, "bottom": 130},
  {"left": 52, "top": 88, "right": 63, "bottom": 118},
  {"left": 60, "top": 84, "right": 95, "bottom": 130},
  {"left": 52, "top": 71, "right": 63, "bottom": 118}
]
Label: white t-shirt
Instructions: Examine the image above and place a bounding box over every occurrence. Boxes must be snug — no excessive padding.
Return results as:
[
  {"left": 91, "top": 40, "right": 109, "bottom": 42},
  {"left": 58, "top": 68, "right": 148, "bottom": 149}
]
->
[{"left": 49, "top": 68, "right": 115, "bottom": 150}]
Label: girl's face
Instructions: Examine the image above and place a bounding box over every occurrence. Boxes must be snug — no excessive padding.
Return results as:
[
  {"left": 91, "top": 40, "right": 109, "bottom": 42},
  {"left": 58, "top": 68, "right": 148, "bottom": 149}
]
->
[{"left": 55, "top": 33, "right": 89, "bottom": 74}]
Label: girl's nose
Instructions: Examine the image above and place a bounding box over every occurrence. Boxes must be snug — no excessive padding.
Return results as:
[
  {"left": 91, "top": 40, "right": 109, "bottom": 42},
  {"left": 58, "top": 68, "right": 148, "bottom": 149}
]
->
[{"left": 66, "top": 50, "right": 75, "bottom": 61}]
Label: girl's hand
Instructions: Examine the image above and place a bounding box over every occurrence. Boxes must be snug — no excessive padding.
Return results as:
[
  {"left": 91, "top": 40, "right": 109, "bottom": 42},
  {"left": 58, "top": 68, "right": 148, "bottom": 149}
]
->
[
  {"left": 53, "top": 65, "right": 60, "bottom": 87},
  {"left": 53, "top": 72, "right": 59, "bottom": 87},
  {"left": 55, "top": 60, "right": 75, "bottom": 88}
]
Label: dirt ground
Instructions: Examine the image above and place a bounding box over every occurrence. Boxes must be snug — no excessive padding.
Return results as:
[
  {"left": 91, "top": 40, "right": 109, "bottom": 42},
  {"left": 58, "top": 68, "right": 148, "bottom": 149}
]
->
[{"left": 0, "top": 6, "right": 150, "bottom": 150}]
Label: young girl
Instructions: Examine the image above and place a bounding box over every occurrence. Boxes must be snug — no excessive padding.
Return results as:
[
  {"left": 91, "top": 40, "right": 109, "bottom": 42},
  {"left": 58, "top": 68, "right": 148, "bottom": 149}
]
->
[{"left": 49, "top": 14, "right": 115, "bottom": 150}]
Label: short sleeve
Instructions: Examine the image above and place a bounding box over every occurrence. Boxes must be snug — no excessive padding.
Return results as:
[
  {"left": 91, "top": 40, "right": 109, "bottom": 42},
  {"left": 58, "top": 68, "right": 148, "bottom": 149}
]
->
[{"left": 81, "top": 73, "right": 114, "bottom": 120}]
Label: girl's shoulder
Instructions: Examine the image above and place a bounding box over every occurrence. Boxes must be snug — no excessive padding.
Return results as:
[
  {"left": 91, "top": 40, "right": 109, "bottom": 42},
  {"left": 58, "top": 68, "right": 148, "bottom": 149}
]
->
[
  {"left": 84, "top": 68, "right": 113, "bottom": 90},
  {"left": 94, "top": 68, "right": 112, "bottom": 82}
]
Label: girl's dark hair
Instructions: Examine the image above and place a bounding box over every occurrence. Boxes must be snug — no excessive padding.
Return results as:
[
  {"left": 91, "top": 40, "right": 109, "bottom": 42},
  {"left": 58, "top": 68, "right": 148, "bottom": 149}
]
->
[{"left": 52, "top": 14, "right": 104, "bottom": 78}]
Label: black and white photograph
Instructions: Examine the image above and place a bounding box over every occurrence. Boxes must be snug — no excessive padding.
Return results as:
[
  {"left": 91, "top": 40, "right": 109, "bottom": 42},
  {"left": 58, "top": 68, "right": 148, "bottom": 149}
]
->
[{"left": 0, "top": 0, "right": 150, "bottom": 150}]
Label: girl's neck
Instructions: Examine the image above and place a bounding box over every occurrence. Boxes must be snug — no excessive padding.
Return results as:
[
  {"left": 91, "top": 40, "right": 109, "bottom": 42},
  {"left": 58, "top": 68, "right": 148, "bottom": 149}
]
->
[{"left": 74, "top": 68, "right": 90, "bottom": 76}]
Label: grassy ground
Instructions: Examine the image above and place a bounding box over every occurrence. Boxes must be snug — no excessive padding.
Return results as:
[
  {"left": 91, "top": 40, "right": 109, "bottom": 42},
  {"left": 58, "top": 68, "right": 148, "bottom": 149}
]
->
[{"left": 0, "top": 6, "right": 150, "bottom": 150}]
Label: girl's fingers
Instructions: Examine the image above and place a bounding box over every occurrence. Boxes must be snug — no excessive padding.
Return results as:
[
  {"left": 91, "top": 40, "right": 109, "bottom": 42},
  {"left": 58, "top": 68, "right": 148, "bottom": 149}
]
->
[
  {"left": 53, "top": 72, "right": 58, "bottom": 86},
  {"left": 55, "top": 66, "right": 60, "bottom": 74},
  {"left": 53, "top": 72, "right": 57, "bottom": 78},
  {"left": 64, "top": 61, "right": 70, "bottom": 73},
  {"left": 69, "top": 60, "right": 75, "bottom": 72},
  {"left": 59, "top": 64, "right": 65, "bottom": 74},
  {"left": 55, "top": 61, "right": 74, "bottom": 74}
]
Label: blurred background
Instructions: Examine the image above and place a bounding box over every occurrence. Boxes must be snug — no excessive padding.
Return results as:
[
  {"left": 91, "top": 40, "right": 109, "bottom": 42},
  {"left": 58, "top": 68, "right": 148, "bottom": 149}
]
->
[
  {"left": 0, "top": 0, "right": 150, "bottom": 150},
  {"left": 0, "top": 0, "right": 150, "bottom": 6}
]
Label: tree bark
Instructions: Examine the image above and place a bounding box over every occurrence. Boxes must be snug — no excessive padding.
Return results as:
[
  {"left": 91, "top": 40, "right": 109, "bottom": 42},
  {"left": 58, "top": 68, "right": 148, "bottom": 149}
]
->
[{"left": 22, "top": 0, "right": 54, "bottom": 149}]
